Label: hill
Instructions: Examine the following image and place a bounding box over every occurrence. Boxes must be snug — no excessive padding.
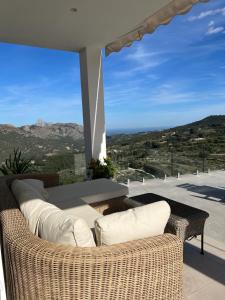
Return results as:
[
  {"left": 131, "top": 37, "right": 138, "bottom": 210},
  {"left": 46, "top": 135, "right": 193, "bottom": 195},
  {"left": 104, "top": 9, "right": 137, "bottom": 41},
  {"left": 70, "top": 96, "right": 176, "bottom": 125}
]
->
[
  {"left": 192, "top": 115, "right": 225, "bottom": 127},
  {"left": 0, "top": 122, "right": 84, "bottom": 163},
  {"left": 107, "top": 115, "right": 225, "bottom": 181},
  {"left": 20, "top": 122, "right": 83, "bottom": 140},
  {"left": 0, "top": 115, "right": 225, "bottom": 183},
  {"left": 176, "top": 115, "right": 225, "bottom": 129}
]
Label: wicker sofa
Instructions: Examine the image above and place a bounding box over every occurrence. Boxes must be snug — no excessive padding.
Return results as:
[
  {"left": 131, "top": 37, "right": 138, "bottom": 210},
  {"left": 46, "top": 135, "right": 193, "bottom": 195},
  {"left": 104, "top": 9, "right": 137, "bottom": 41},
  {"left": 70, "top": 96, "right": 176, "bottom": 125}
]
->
[{"left": 0, "top": 174, "right": 183, "bottom": 300}]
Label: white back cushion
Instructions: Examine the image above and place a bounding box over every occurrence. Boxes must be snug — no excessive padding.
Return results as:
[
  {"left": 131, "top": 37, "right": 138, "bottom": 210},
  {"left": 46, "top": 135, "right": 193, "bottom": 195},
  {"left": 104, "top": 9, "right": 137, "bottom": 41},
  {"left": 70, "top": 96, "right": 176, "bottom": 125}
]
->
[
  {"left": 95, "top": 200, "right": 170, "bottom": 246},
  {"left": 11, "top": 179, "right": 96, "bottom": 247},
  {"left": 38, "top": 204, "right": 96, "bottom": 247},
  {"left": 11, "top": 179, "right": 47, "bottom": 234},
  {"left": 22, "top": 179, "right": 49, "bottom": 200}
]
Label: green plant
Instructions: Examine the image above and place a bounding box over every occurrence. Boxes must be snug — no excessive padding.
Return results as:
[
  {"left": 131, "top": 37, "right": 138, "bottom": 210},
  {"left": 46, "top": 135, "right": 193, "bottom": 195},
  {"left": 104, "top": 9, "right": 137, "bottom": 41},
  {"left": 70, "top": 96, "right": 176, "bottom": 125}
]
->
[
  {"left": 88, "top": 157, "right": 117, "bottom": 179},
  {"left": 0, "top": 148, "right": 33, "bottom": 175}
]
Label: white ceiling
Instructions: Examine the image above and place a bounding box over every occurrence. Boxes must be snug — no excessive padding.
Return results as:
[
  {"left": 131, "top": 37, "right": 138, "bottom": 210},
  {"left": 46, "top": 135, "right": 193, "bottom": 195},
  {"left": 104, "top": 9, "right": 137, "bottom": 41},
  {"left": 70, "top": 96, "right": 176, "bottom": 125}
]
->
[{"left": 0, "top": 0, "right": 170, "bottom": 52}]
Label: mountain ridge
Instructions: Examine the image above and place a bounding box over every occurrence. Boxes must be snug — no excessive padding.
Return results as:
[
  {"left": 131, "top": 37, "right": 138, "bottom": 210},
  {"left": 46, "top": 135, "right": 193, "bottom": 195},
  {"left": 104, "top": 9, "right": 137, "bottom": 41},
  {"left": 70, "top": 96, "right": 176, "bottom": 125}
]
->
[
  {"left": 0, "top": 114, "right": 224, "bottom": 138},
  {"left": 174, "top": 115, "right": 225, "bottom": 129},
  {"left": 0, "top": 115, "right": 224, "bottom": 163},
  {"left": 0, "top": 122, "right": 84, "bottom": 163},
  {"left": 0, "top": 122, "right": 83, "bottom": 140}
]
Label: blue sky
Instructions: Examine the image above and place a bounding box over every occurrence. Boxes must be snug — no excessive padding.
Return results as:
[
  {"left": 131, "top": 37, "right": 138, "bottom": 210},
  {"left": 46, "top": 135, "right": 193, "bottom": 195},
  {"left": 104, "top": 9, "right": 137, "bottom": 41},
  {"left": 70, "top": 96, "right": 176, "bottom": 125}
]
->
[{"left": 0, "top": 0, "right": 225, "bottom": 130}]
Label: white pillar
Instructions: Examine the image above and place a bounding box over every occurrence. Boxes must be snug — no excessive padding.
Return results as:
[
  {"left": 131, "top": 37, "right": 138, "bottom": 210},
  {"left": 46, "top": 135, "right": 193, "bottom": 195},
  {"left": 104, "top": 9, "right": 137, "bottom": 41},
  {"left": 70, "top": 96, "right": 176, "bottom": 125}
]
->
[
  {"left": 0, "top": 244, "right": 6, "bottom": 300},
  {"left": 79, "top": 47, "right": 107, "bottom": 165}
]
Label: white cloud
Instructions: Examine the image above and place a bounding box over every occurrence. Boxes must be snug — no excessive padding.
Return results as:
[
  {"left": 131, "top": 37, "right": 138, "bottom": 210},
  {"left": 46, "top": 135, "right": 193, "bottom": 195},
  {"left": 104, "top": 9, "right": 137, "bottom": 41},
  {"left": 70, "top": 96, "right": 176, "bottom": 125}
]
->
[
  {"left": 125, "top": 45, "right": 159, "bottom": 62},
  {"left": 188, "top": 7, "right": 225, "bottom": 21},
  {"left": 105, "top": 82, "right": 142, "bottom": 107},
  {"left": 206, "top": 26, "right": 224, "bottom": 35},
  {"left": 114, "top": 60, "right": 165, "bottom": 78},
  {"left": 206, "top": 21, "right": 224, "bottom": 35},
  {"left": 208, "top": 20, "right": 214, "bottom": 27},
  {"left": 146, "top": 84, "right": 198, "bottom": 106},
  {"left": 113, "top": 45, "right": 166, "bottom": 78}
]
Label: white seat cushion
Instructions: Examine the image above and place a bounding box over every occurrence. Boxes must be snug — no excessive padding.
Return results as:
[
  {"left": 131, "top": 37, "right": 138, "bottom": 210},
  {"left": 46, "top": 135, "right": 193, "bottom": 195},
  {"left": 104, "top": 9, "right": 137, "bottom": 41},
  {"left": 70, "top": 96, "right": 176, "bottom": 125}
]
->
[
  {"left": 38, "top": 203, "right": 96, "bottom": 247},
  {"left": 11, "top": 180, "right": 48, "bottom": 234},
  {"left": 95, "top": 201, "right": 170, "bottom": 246}
]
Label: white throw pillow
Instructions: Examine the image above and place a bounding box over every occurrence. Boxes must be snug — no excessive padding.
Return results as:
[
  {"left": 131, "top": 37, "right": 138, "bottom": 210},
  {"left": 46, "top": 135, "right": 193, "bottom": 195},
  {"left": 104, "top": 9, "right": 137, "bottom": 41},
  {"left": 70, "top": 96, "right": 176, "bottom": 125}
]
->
[
  {"left": 38, "top": 204, "right": 96, "bottom": 247},
  {"left": 11, "top": 179, "right": 48, "bottom": 234},
  {"left": 95, "top": 200, "right": 170, "bottom": 246},
  {"left": 22, "top": 179, "right": 49, "bottom": 200}
]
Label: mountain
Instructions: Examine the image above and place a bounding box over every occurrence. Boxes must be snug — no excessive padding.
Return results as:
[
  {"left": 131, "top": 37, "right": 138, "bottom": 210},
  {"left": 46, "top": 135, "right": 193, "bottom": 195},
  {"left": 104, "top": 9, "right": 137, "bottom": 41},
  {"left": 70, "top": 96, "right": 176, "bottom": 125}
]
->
[
  {"left": 0, "top": 122, "right": 84, "bottom": 163},
  {"left": 20, "top": 123, "right": 83, "bottom": 140},
  {"left": 1, "top": 115, "right": 225, "bottom": 165},
  {"left": 175, "top": 115, "right": 225, "bottom": 129},
  {"left": 107, "top": 115, "right": 225, "bottom": 180}
]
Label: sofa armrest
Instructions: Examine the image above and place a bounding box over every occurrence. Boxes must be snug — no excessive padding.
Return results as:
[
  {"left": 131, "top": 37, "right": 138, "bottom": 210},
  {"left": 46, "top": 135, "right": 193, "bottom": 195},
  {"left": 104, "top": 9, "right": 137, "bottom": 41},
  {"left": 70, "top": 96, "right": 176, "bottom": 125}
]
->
[{"left": 3, "top": 173, "right": 59, "bottom": 188}]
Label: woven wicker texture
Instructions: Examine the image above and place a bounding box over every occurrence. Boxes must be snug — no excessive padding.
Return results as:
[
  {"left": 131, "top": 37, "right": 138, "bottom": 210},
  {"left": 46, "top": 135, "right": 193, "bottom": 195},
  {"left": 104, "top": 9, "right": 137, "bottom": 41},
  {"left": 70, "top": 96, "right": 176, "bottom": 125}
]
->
[{"left": 0, "top": 175, "right": 183, "bottom": 300}]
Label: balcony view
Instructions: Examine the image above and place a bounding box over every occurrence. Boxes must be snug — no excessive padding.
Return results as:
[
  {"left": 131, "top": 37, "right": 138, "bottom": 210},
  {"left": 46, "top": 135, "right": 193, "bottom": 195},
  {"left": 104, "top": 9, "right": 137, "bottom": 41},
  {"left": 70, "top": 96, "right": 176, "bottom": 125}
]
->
[{"left": 0, "top": 0, "right": 224, "bottom": 299}]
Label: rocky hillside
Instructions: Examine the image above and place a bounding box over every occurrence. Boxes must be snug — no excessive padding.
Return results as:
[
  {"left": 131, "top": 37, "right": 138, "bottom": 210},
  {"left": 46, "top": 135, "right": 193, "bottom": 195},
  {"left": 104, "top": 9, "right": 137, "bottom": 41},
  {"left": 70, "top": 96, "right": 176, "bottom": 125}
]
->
[
  {"left": 20, "top": 122, "right": 83, "bottom": 140},
  {"left": 0, "top": 122, "right": 84, "bottom": 163}
]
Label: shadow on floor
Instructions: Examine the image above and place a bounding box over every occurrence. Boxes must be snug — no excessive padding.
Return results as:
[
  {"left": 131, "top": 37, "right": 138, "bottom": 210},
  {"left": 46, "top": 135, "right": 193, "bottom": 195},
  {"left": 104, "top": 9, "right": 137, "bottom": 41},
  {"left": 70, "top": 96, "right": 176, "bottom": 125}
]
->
[
  {"left": 192, "top": 194, "right": 225, "bottom": 204},
  {"left": 177, "top": 183, "right": 225, "bottom": 204},
  {"left": 184, "top": 242, "right": 225, "bottom": 286}
]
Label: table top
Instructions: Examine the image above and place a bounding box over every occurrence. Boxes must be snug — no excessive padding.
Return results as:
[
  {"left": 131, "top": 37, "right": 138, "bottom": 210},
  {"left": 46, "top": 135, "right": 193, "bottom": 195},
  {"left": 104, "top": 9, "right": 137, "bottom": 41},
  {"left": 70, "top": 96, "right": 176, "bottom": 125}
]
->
[
  {"left": 129, "top": 193, "right": 209, "bottom": 219},
  {"left": 47, "top": 178, "right": 129, "bottom": 205}
]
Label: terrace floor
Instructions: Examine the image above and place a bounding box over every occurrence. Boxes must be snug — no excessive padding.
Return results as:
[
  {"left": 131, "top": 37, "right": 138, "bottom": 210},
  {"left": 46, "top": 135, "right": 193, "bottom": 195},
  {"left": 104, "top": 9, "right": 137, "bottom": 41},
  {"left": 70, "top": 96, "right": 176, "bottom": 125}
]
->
[{"left": 128, "top": 170, "right": 225, "bottom": 299}]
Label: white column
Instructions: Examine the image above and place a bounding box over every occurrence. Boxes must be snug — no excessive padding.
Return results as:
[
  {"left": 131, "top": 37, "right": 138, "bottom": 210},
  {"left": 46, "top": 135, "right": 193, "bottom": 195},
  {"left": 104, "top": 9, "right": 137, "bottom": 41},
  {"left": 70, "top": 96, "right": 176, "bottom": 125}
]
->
[
  {"left": 0, "top": 244, "right": 6, "bottom": 300},
  {"left": 79, "top": 47, "right": 107, "bottom": 165}
]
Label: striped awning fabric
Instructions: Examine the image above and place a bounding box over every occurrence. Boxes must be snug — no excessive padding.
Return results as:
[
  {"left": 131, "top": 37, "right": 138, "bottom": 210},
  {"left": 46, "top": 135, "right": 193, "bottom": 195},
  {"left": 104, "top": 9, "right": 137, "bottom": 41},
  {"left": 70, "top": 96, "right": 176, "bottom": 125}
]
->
[{"left": 105, "top": 0, "right": 208, "bottom": 56}]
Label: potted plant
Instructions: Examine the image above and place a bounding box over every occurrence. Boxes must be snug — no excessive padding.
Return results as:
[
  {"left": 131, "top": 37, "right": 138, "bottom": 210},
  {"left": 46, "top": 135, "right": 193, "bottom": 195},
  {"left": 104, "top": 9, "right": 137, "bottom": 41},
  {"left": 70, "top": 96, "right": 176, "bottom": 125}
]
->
[
  {"left": 0, "top": 148, "right": 33, "bottom": 175},
  {"left": 88, "top": 157, "right": 116, "bottom": 180}
]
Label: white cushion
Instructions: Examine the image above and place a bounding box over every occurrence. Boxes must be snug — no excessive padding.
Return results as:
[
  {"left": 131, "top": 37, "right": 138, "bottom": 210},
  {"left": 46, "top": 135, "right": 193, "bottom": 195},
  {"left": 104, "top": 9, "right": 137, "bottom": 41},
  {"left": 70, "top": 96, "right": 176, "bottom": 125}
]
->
[
  {"left": 95, "top": 201, "right": 170, "bottom": 246},
  {"left": 12, "top": 179, "right": 96, "bottom": 247},
  {"left": 38, "top": 203, "right": 96, "bottom": 247},
  {"left": 21, "top": 179, "right": 49, "bottom": 200},
  {"left": 11, "top": 180, "right": 47, "bottom": 234}
]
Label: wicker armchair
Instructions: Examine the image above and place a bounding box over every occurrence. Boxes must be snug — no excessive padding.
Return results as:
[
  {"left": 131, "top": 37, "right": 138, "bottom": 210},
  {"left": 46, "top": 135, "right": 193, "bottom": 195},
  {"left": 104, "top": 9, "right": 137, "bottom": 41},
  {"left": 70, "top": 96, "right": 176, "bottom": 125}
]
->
[{"left": 0, "top": 174, "right": 183, "bottom": 300}]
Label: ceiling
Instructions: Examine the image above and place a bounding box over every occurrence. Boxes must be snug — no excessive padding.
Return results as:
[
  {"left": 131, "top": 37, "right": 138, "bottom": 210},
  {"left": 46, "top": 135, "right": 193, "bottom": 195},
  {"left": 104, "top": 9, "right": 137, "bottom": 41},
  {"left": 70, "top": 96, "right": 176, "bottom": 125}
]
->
[{"left": 0, "top": 0, "right": 170, "bottom": 52}]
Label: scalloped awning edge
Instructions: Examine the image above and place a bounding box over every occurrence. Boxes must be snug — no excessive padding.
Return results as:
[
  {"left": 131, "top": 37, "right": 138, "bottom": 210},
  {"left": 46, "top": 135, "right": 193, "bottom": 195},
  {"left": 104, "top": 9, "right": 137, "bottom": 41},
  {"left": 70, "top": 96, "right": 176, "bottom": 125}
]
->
[{"left": 105, "top": 0, "right": 209, "bottom": 56}]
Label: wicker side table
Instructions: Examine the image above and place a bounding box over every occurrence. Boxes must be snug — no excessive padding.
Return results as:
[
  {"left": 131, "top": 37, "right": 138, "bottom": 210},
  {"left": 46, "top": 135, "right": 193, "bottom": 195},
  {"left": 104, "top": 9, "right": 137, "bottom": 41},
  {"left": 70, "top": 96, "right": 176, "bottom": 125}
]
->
[{"left": 126, "top": 193, "right": 209, "bottom": 254}]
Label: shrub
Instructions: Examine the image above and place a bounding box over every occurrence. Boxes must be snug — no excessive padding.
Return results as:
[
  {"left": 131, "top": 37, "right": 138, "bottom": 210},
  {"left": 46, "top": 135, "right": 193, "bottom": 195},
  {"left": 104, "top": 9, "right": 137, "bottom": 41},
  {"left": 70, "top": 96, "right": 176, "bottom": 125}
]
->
[{"left": 143, "top": 164, "right": 165, "bottom": 178}]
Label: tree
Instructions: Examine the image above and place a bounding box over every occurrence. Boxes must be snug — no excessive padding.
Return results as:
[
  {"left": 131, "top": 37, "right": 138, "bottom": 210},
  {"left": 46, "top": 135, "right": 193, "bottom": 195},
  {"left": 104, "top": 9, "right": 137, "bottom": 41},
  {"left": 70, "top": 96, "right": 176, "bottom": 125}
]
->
[{"left": 152, "top": 141, "right": 160, "bottom": 149}]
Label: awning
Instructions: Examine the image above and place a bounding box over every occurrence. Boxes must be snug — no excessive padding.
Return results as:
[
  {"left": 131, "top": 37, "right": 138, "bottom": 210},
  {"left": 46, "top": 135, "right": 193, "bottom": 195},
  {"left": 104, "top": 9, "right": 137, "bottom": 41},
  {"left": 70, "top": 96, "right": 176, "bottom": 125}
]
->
[{"left": 105, "top": 0, "right": 208, "bottom": 56}]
